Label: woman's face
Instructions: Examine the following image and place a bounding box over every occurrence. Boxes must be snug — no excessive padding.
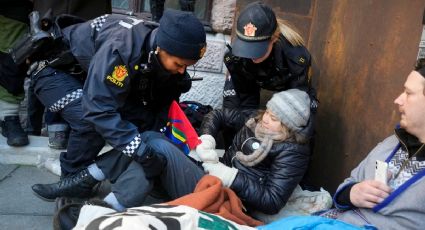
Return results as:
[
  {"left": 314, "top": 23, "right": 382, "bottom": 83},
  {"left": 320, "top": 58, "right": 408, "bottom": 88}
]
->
[
  {"left": 251, "top": 36, "right": 279, "bottom": 64},
  {"left": 157, "top": 48, "right": 197, "bottom": 74},
  {"left": 261, "top": 109, "right": 283, "bottom": 132}
]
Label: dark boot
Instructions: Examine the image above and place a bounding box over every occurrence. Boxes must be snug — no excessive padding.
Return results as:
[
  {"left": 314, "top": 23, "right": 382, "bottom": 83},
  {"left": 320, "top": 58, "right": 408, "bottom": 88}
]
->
[
  {"left": 53, "top": 197, "right": 113, "bottom": 230},
  {"left": 31, "top": 169, "right": 98, "bottom": 201},
  {"left": 47, "top": 124, "right": 69, "bottom": 150},
  {"left": 1, "top": 115, "right": 29, "bottom": 146}
]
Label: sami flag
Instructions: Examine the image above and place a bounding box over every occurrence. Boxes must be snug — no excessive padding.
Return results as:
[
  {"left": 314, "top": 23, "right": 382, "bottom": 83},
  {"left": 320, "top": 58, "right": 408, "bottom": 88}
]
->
[{"left": 164, "top": 101, "right": 201, "bottom": 154}]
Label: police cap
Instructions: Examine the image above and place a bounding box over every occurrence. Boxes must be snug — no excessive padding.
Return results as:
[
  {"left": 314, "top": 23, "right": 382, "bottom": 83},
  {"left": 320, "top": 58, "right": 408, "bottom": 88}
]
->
[{"left": 232, "top": 2, "right": 277, "bottom": 59}]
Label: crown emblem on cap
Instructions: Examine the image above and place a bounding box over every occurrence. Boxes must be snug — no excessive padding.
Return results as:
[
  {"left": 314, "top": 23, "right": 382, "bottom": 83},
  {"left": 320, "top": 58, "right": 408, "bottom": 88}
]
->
[
  {"left": 244, "top": 22, "right": 257, "bottom": 37},
  {"left": 199, "top": 45, "right": 207, "bottom": 58}
]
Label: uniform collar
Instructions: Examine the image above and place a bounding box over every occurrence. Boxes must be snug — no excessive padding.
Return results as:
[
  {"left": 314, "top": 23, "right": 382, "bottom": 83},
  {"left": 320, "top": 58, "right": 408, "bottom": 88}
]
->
[{"left": 148, "top": 28, "right": 158, "bottom": 52}]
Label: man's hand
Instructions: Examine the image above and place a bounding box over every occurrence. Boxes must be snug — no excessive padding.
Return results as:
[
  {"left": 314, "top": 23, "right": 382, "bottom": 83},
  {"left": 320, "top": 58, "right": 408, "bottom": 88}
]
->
[
  {"left": 350, "top": 180, "right": 392, "bottom": 209},
  {"left": 132, "top": 142, "right": 166, "bottom": 178},
  {"left": 132, "top": 143, "right": 154, "bottom": 164}
]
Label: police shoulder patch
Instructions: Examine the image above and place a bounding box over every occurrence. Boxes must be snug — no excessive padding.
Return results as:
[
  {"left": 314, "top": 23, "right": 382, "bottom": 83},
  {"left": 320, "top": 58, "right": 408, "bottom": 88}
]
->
[{"left": 106, "top": 65, "right": 128, "bottom": 87}]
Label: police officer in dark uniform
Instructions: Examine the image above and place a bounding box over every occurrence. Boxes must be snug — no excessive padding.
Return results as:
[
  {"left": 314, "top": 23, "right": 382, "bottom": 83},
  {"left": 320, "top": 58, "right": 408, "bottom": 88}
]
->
[
  {"left": 31, "top": 9, "right": 206, "bottom": 208},
  {"left": 0, "top": 0, "right": 33, "bottom": 147},
  {"left": 200, "top": 2, "right": 317, "bottom": 148},
  {"left": 150, "top": 0, "right": 196, "bottom": 22}
]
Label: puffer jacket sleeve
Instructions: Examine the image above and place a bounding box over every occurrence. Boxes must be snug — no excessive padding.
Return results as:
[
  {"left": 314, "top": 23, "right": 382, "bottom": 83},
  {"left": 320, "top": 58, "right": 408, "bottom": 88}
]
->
[
  {"left": 199, "top": 108, "right": 255, "bottom": 138},
  {"left": 229, "top": 140, "right": 310, "bottom": 214}
]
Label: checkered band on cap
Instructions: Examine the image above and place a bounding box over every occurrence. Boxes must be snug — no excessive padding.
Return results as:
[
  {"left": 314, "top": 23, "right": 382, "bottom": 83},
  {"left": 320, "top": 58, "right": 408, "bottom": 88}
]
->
[
  {"left": 49, "top": 89, "right": 83, "bottom": 112},
  {"left": 91, "top": 14, "right": 109, "bottom": 32},
  {"left": 122, "top": 134, "right": 142, "bottom": 157}
]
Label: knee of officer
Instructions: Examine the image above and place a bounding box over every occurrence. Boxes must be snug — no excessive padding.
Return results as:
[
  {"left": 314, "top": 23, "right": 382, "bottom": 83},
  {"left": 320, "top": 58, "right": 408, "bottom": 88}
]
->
[
  {"left": 140, "top": 131, "right": 165, "bottom": 142},
  {"left": 146, "top": 137, "right": 178, "bottom": 158},
  {"left": 113, "top": 162, "right": 153, "bottom": 207}
]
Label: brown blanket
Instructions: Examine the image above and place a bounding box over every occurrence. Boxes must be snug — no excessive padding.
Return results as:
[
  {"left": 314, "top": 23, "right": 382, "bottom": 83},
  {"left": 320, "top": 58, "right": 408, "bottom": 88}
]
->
[{"left": 167, "top": 175, "right": 263, "bottom": 227}]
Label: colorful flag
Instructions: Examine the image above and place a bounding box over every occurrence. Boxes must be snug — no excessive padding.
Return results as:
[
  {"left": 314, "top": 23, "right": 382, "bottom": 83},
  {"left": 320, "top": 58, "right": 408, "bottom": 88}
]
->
[{"left": 164, "top": 101, "right": 201, "bottom": 154}]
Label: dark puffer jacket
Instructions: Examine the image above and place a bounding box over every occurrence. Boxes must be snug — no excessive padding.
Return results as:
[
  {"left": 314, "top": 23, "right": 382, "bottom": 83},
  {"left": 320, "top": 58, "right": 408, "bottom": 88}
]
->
[
  {"left": 221, "top": 121, "right": 310, "bottom": 215},
  {"left": 199, "top": 107, "right": 256, "bottom": 138}
]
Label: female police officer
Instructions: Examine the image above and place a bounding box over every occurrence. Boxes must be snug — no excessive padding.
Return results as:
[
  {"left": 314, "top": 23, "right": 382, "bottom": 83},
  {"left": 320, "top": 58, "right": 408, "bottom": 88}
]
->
[
  {"left": 31, "top": 9, "right": 206, "bottom": 209},
  {"left": 199, "top": 1, "right": 316, "bottom": 149}
]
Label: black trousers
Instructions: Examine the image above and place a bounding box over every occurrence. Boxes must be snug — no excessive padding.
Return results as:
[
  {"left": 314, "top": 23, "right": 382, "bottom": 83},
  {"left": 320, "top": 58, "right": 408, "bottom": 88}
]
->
[{"left": 31, "top": 67, "right": 105, "bottom": 176}]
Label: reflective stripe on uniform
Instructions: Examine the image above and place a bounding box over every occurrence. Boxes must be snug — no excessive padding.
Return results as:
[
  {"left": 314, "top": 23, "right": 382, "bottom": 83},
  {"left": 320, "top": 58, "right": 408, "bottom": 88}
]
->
[{"left": 49, "top": 89, "right": 83, "bottom": 112}]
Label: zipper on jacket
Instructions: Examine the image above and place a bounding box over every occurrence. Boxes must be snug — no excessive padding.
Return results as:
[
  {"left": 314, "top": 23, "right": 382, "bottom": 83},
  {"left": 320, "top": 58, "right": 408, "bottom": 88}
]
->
[{"left": 393, "top": 132, "right": 425, "bottom": 179}]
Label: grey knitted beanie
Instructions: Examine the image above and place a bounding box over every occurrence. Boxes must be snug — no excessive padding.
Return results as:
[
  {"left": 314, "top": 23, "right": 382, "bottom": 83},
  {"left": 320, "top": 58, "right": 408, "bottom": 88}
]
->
[{"left": 266, "top": 89, "right": 311, "bottom": 132}]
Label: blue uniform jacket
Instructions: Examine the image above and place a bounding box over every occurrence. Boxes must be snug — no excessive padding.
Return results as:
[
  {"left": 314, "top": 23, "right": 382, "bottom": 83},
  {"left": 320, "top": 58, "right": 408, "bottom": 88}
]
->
[{"left": 62, "top": 14, "right": 191, "bottom": 156}]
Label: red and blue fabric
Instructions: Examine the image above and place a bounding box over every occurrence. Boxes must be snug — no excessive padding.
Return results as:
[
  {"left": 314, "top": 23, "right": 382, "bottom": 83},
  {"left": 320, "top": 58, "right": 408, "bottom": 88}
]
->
[{"left": 164, "top": 101, "right": 201, "bottom": 154}]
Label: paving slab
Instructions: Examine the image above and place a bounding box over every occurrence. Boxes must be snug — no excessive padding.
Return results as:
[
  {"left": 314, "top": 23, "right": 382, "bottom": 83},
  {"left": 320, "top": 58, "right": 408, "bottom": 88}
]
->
[
  {"left": 0, "top": 215, "right": 53, "bottom": 230},
  {"left": 0, "top": 164, "right": 58, "bottom": 230},
  {"left": 0, "top": 164, "right": 17, "bottom": 181}
]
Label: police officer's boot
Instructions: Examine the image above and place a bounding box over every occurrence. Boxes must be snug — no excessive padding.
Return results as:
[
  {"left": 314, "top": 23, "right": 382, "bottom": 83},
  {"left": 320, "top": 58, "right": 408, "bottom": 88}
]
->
[
  {"left": 1, "top": 115, "right": 29, "bottom": 146},
  {"left": 31, "top": 169, "right": 98, "bottom": 201},
  {"left": 47, "top": 123, "right": 69, "bottom": 150}
]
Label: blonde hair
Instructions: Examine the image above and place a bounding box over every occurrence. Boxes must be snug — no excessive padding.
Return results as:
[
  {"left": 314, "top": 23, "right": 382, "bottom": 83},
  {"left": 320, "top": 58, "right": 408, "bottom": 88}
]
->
[
  {"left": 273, "top": 19, "right": 305, "bottom": 47},
  {"left": 273, "top": 20, "right": 312, "bottom": 82}
]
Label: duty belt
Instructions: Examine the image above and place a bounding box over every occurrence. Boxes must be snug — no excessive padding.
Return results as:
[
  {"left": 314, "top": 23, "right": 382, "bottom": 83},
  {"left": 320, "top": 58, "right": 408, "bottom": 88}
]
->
[{"left": 27, "top": 60, "right": 50, "bottom": 76}]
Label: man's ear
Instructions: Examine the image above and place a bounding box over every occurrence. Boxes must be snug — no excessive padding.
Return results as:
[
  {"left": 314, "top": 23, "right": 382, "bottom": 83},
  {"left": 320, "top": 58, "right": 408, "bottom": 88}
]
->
[{"left": 155, "top": 46, "right": 161, "bottom": 54}]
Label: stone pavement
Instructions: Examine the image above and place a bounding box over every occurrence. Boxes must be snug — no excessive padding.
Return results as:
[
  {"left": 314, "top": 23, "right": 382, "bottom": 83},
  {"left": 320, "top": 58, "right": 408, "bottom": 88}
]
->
[
  {"left": 0, "top": 134, "right": 117, "bottom": 230},
  {"left": 0, "top": 163, "right": 58, "bottom": 230},
  {"left": 0, "top": 134, "right": 61, "bottom": 230}
]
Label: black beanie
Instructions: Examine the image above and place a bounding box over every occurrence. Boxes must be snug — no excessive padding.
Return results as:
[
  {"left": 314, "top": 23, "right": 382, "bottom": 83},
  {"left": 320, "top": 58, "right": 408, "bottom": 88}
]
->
[{"left": 157, "top": 9, "right": 206, "bottom": 61}]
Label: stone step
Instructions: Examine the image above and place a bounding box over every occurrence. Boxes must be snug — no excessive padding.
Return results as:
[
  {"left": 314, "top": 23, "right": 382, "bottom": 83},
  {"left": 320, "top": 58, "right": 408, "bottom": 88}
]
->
[
  {"left": 0, "top": 135, "right": 60, "bottom": 166},
  {"left": 0, "top": 135, "right": 112, "bottom": 176},
  {"left": 0, "top": 134, "right": 224, "bottom": 176}
]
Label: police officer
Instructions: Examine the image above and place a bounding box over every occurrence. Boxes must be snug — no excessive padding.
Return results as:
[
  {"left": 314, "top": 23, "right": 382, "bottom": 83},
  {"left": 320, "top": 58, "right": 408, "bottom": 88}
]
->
[
  {"left": 0, "top": 0, "right": 33, "bottom": 147},
  {"left": 200, "top": 2, "right": 317, "bottom": 148},
  {"left": 150, "top": 0, "right": 196, "bottom": 22},
  {"left": 31, "top": 9, "right": 206, "bottom": 209}
]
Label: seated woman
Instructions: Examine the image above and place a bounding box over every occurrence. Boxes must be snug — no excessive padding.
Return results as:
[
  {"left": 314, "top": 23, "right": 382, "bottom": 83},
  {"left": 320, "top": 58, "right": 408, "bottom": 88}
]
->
[{"left": 129, "top": 88, "right": 312, "bottom": 215}]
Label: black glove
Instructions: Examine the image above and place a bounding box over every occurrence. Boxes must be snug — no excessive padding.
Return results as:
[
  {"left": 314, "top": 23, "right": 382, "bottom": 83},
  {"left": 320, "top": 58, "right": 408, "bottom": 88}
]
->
[{"left": 133, "top": 143, "right": 166, "bottom": 178}]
